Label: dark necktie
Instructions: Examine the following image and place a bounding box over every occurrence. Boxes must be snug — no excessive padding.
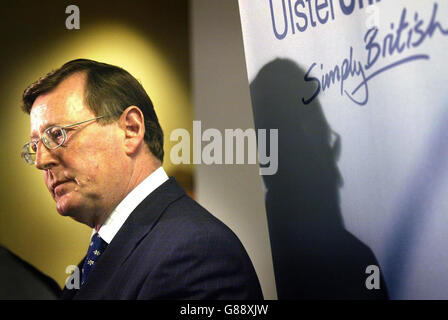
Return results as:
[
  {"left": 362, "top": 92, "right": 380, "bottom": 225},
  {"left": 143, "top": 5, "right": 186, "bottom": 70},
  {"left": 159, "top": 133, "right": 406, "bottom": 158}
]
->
[{"left": 81, "top": 233, "right": 108, "bottom": 285}]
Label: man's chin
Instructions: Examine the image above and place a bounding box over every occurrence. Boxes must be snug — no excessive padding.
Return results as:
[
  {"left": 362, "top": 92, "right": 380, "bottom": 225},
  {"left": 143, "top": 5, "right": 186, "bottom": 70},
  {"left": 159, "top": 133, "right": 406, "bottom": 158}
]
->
[
  {"left": 55, "top": 194, "right": 79, "bottom": 217},
  {"left": 56, "top": 201, "right": 75, "bottom": 217},
  {"left": 55, "top": 196, "right": 95, "bottom": 227}
]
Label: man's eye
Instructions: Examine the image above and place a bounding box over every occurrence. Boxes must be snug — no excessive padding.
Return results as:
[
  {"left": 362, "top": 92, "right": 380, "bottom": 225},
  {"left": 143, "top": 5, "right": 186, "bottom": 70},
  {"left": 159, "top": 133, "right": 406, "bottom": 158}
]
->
[
  {"left": 47, "top": 127, "right": 64, "bottom": 142},
  {"left": 30, "top": 143, "right": 37, "bottom": 152}
]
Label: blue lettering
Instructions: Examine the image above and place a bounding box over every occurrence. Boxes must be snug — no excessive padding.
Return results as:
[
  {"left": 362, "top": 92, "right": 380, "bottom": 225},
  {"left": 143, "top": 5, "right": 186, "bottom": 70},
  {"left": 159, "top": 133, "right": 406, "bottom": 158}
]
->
[
  {"left": 288, "top": 0, "right": 296, "bottom": 34},
  {"left": 301, "top": 3, "right": 446, "bottom": 106},
  {"left": 364, "top": 27, "right": 380, "bottom": 70},
  {"left": 411, "top": 13, "right": 425, "bottom": 47},
  {"left": 339, "top": 0, "right": 355, "bottom": 15},
  {"left": 382, "top": 31, "right": 394, "bottom": 57},
  {"left": 329, "top": 0, "right": 335, "bottom": 20},
  {"left": 340, "top": 47, "right": 353, "bottom": 95},
  {"left": 295, "top": 0, "right": 308, "bottom": 32},
  {"left": 426, "top": 3, "right": 448, "bottom": 38},
  {"left": 306, "top": 0, "right": 317, "bottom": 27},
  {"left": 322, "top": 65, "right": 340, "bottom": 91},
  {"left": 270, "top": 0, "right": 289, "bottom": 40},
  {"left": 359, "top": 0, "right": 380, "bottom": 10},
  {"left": 392, "top": 8, "right": 409, "bottom": 54},
  {"left": 414, "top": 3, "right": 448, "bottom": 46},
  {"left": 316, "top": 0, "right": 330, "bottom": 25}
]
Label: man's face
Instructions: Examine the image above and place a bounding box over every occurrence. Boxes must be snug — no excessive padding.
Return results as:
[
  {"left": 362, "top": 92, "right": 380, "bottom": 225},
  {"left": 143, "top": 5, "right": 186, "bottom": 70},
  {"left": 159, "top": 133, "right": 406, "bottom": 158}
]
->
[{"left": 29, "top": 73, "right": 128, "bottom": 227}]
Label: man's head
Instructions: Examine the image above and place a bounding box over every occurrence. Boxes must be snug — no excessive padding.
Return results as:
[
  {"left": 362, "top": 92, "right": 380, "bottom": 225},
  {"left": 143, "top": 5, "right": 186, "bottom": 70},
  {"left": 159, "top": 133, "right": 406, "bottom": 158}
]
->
[{"left": 22, "top": 59, "right": 164, "bottom": 228}]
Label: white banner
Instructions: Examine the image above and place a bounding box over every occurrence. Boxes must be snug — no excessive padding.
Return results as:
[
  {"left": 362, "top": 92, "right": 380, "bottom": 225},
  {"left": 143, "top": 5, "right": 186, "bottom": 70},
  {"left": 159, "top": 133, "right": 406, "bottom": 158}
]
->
[{"left": 239, "top": 0, "right": 448, "bottom": 299}]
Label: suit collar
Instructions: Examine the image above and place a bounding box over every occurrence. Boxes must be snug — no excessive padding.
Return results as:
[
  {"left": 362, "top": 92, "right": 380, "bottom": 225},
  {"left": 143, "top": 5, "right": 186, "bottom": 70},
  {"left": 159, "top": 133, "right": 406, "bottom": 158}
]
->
[{"left": 98, "top": 167, "right": 169, "bottom": 244}]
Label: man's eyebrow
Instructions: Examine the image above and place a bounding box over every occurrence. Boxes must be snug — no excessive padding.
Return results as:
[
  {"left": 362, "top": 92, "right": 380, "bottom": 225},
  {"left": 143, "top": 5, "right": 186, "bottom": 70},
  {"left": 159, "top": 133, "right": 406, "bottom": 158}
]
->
[{"left": 29, "top": 122, "right": 60, "bottom": 139}]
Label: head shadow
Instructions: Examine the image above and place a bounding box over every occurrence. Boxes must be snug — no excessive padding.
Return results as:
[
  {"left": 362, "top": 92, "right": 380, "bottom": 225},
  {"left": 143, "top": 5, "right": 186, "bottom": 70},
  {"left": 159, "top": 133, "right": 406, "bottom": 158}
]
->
[{"left": 250, "top": 58, "right": 388, "bottom": 299}]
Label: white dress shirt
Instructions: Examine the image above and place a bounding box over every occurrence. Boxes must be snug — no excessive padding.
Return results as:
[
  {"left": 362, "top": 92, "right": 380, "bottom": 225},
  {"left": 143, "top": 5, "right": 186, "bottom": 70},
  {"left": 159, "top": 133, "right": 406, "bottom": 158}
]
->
[{"left": 94, "top": 166, "right": 169, "bottom": 244}]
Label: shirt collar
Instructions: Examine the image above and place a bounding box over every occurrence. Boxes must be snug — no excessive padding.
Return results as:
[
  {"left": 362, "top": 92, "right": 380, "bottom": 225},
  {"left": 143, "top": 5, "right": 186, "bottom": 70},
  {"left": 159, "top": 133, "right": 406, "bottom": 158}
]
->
[{"left": 95, "top": 166, "right": 169, "bottom": 244}]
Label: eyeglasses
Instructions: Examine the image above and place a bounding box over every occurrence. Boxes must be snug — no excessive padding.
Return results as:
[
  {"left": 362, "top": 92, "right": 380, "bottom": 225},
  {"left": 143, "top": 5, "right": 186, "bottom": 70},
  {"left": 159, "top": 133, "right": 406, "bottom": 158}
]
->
[{"left": 21, "top": 116, "right": 105, "bottom": 165}]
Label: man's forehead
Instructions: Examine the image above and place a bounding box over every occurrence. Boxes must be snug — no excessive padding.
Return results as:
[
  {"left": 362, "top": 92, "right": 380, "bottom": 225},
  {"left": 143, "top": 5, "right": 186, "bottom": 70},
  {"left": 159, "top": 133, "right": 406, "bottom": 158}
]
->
[{"left": 29, "top": 73, "right": 90, "bottom": 134}]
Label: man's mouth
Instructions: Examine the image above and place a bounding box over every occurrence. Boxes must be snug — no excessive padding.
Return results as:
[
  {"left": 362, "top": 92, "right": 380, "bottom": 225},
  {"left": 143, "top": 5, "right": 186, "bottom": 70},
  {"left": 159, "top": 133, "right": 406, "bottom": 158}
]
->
[{"left": 51, "top": 180, "right": 71, "bottom": 197}]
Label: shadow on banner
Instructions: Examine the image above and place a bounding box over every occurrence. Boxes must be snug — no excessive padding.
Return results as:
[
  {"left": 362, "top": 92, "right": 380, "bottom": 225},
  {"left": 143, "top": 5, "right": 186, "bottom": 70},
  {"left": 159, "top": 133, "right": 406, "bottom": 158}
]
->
[{"left": 250, "top": 58, "right": 388, "bottom": 299}]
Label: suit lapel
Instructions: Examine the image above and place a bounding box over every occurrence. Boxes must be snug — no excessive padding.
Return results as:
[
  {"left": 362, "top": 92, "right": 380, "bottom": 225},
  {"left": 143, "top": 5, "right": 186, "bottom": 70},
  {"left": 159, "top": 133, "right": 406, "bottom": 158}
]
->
[{"left": 73, "top": 177, "right": 185, "bottom": 299}]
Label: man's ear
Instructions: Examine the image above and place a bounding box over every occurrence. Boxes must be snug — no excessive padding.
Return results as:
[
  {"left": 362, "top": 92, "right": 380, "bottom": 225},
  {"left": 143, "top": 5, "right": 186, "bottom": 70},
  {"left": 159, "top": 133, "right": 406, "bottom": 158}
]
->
[{"left": 119, "top": 106, "right": 145, "bottom": 155}]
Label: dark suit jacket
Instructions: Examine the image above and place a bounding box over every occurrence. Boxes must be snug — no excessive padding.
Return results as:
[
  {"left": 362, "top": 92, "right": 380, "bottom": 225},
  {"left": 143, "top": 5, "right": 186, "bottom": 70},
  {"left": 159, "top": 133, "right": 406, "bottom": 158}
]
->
[
  {"left": 0, "top": 246, "right": 61, "bottom": 299},
  {"left": 61, "top": 177, "right": 263, "bottom": 299}
]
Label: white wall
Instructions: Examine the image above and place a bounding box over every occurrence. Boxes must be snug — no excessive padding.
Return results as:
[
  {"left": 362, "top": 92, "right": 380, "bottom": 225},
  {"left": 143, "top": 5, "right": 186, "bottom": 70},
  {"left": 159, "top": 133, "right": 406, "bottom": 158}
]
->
[{"left": 190, "top": 0, "right": 277, "bottom": 299}]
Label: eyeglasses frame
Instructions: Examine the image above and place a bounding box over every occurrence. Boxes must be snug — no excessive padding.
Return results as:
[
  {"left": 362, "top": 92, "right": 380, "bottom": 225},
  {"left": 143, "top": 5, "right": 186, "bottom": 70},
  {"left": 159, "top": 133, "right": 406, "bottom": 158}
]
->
[{"left": 21, "top": 115, "right": 105, "bottom": 165}]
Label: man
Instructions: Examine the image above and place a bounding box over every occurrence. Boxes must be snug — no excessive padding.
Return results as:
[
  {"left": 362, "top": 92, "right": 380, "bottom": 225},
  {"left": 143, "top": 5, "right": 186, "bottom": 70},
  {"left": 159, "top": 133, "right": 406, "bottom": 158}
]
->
[{"left": 21, "top": 59, "right": 263, "bottom": 300}]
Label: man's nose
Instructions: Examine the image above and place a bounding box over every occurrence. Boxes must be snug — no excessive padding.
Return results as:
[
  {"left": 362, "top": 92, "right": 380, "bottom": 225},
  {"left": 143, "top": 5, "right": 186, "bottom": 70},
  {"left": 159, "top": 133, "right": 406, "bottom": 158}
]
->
[{"left": 35, "top": 142, "right": 58, "bottom": 170}]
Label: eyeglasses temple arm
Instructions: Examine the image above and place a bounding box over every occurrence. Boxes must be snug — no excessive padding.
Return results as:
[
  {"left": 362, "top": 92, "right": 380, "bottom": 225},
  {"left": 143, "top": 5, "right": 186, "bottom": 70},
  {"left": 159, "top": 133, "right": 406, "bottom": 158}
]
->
[{"left": 61, "top": 116, "right": 105, "bottom": 129}]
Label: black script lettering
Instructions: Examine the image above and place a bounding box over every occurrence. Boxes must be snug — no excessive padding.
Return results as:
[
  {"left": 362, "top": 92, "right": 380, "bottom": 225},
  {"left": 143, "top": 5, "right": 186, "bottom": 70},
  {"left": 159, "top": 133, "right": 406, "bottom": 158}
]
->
[{"left": 302, "top": 63, "right": 321, "bottom": 104}]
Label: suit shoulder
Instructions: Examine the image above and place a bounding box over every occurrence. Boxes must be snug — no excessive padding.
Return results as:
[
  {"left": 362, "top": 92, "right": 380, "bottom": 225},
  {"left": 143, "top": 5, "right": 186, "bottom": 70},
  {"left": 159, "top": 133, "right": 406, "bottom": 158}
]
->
[
  {"left": 143, "top": 194, "right": 254, "bottom": 265},
  {"left": 135, "top": 195, "right": 263, "bottom": 299},
  {"left": 160, "top": 195, "right": 239, "bottom": 240}
]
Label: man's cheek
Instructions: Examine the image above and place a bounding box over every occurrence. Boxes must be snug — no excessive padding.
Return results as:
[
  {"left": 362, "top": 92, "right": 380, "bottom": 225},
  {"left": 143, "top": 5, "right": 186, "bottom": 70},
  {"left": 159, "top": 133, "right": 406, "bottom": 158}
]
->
[{"left": 43, "top": 173, "right": 52, "bottom": 191}]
